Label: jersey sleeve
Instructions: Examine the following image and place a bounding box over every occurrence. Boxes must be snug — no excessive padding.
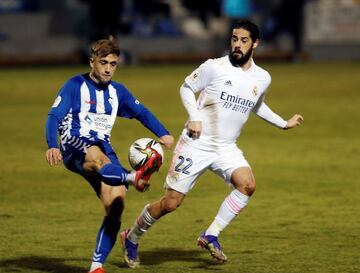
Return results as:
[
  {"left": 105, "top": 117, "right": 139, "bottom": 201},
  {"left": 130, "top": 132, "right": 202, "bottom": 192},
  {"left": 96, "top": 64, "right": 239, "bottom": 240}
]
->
[
  {"left": 257, "top": 71, "right": 271, "bottom": 92},
  {"left": 184, "top": 59, "right": 216, "bottom": 93},
  {"left": 45, "top": 79, "right": 76, "bottom": 148},
  {"left": 136, "top": 108, "right": 170, "bottom": 137},
  {"left": 116, "top": 85, "right": 146, "bottom": 118},
  {"left": 46, "top": 115, "right": 60, "bottom": 148},
  {"left": 180, "top": 82, "right": 201, "bottom": 121},
  {"left": 117, "top": 85, "right": 170, "bottom": 137},
  {"left": 253, "top": 94, "right": 287, "bottom": 129},
  {"left": 251, "top": 70, "right": 286, "bottom": 128}
]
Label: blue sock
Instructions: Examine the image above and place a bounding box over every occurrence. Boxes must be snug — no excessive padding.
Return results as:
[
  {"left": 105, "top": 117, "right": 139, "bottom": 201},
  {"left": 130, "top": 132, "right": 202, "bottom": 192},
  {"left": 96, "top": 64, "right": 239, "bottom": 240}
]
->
[
  {"left": 92, "top": 216, "right": 121, "bottom": 264},
  {"left": 98, "top": 163, "right": 128, "bottom": 186}
]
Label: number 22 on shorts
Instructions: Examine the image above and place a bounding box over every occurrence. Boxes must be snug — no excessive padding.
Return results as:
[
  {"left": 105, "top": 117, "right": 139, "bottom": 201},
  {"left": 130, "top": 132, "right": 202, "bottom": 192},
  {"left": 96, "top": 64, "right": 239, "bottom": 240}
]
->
[{"left": 174, "top": 156, "right": 193, "bottom": 175}]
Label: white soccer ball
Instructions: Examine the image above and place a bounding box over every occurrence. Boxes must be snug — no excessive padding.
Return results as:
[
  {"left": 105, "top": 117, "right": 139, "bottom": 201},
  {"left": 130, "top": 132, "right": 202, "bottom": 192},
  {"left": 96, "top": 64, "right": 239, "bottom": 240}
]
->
[{"left": 128, "top": 138, "right": 164, "bottom": 170}]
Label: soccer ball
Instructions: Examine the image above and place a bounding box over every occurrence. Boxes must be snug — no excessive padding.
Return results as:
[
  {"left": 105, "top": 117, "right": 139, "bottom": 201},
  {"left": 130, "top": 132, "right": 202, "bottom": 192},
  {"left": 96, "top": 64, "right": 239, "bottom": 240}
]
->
[{"left": 128, "top": 138, "right": 164, "bottom": 170}]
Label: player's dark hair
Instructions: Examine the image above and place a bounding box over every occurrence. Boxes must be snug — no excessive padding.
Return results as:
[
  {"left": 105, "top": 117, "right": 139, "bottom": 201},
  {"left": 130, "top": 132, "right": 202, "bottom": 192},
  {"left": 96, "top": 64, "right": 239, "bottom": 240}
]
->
[
  {"left": 90, "top": 36, "right": 120, "bottom": 58},
  {"left": 232, "top": 20, "right": 260, "bottom": 41}
]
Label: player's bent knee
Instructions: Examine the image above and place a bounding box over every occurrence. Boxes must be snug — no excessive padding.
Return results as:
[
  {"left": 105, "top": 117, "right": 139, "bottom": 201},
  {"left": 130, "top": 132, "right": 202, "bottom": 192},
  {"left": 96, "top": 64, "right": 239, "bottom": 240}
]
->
[
  {"left": 234, "top": 176, "right": 256, "bottom": 196},
  {"left": 245, "top": 180, "right": 256, "bottom": 196}
]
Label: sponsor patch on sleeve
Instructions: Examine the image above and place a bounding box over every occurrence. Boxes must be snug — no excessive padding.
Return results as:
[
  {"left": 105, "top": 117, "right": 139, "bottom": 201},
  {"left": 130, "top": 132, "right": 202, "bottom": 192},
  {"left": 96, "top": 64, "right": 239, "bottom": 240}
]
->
[
  {"left": 189, "top": 70, "right": 200, "bottom": 83},
  {"left": 52, "top": 96, "right": 62, "bottom": 108}
]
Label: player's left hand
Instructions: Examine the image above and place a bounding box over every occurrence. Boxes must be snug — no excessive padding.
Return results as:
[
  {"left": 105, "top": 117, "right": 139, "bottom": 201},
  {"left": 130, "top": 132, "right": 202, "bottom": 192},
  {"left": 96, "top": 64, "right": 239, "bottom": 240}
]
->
[
  {"left": 186, "top": 121, "right": 202, "bottom": 139},
  {"left": 285, "top": 114, "right": 304, "bottom": 129},
  {"left": 158, "top": 134, "right": 174, "bottom": 150}
]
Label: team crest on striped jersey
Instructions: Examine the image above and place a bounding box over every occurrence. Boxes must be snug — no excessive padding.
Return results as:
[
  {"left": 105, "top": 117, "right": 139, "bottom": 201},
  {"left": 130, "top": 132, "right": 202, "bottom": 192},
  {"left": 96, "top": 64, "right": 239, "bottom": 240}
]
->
[{"left": 97, "top": 103, "right": 105, "bottom": 113}]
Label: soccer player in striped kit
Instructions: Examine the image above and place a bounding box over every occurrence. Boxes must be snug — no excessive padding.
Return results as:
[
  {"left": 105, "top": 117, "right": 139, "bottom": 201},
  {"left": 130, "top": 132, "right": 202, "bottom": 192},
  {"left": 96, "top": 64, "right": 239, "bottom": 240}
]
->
[
  {"left": 121, "top": 20, "right": 304, "bottom": 267},
  {"left": 45, "top": 36, "right": 174, "bottom": 273}
]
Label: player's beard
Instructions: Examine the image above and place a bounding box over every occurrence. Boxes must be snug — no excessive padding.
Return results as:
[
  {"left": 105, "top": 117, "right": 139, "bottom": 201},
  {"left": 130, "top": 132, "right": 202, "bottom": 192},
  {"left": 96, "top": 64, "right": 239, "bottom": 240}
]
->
[{"left": 229, "top": 46, "right": 253, "bottom": 67}]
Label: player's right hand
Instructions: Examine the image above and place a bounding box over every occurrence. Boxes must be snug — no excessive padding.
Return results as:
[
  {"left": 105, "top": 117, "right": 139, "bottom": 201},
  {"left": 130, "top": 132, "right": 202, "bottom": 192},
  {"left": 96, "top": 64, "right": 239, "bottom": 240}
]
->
[
  {"left": 46, "top": 148, "right": 62, "bottom": 166},
  {"left": 158, "top": 134, "right": 174, "bottom": 150},
  {"left": 186, "top": 121, "right": 202, "bottom": 140}
]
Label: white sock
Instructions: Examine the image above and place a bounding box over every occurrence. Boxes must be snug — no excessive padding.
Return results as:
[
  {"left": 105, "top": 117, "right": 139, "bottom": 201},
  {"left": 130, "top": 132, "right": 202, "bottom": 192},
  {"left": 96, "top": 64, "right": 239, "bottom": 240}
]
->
[
  {"left": 127, "top": 204, "right": 157, "bottom": 244},
  {"left": 89, "top": 262, "right": 102, "bottom": 272},
  {"left": 205, "top": 189, "right": 249, "bottom": 237},
  {"left": 125, "top": 171, "right": 135, "bottom": 182}
]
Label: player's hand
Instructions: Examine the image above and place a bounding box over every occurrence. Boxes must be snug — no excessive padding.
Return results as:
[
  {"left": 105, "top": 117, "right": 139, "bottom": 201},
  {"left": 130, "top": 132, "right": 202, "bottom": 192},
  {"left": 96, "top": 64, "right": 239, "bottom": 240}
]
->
[
  {"left": 285, "top": 114, "right": 304, "bottom": 129},
  {"left": 186, "top": 121, "right": 202, "bottom": 139},
  {"left": 46, "top": 148, "right": 62, "bottom": 166},
  {"left": 158, "top": 134, "right": 174, "bottom": 150}
]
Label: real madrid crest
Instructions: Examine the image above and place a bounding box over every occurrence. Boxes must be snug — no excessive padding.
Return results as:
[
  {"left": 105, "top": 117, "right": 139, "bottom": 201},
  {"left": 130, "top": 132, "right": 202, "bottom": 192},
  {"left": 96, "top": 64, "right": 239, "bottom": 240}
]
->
[
  {"left": 190, "top": 70, "right": 200, "bottom": 83},
  {"left": 168, "top": 172, "right": 180, "bottom": 183},
  {"left": 252, "top": 85, "right": 258, "bottom": 96}
]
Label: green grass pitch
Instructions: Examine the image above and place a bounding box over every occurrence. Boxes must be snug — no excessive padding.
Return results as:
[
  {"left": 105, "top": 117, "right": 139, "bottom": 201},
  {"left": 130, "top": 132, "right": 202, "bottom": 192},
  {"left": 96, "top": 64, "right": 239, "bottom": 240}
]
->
[{"left": 0, "top": 61, "right": 359, "bottom": 273}]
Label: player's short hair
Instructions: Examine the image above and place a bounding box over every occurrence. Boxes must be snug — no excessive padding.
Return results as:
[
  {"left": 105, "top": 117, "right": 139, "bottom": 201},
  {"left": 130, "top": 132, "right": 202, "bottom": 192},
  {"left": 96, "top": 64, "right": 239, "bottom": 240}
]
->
[
  {"left": 232, "top": 20, "right": 260, "bottom": 41},
  {"left": 90, "top": 36, "right": 120, "bottom": 59}
]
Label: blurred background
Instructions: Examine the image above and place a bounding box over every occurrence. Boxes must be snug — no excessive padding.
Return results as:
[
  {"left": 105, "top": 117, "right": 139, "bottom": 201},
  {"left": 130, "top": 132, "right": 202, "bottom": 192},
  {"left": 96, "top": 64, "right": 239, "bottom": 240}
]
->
[{"left": 1, "top": 0, "right": 360, "bottom": 65}]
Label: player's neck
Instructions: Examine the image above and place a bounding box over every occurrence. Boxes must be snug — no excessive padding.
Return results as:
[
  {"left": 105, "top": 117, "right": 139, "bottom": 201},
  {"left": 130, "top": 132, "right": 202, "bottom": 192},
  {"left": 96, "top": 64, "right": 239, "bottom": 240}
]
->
[
  {"left": 241, "top": 60, "right": 253, "bottom": 71},
  {"left": 89, "top": 72, "right": 99, "bottom": 83},
  {"left": 85, "top": 73, "right": 110, "bottom": 89}
]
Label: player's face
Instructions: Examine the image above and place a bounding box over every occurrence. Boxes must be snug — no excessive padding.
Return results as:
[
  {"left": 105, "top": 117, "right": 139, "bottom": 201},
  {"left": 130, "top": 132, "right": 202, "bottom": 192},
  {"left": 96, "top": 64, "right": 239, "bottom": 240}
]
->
[
  {"left": 90, "top": 54, "right": 119, "bottom": 84},
  {"left": 230, "top": 28, "right": 258, "bottom": 66}
]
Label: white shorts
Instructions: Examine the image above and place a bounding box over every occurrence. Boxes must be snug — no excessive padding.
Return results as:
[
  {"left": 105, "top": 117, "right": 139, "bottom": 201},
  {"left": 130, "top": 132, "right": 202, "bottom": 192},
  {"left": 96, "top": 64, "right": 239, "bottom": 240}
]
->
[{"left": 165, "top": 137, "right": 250, "bottom": 194}]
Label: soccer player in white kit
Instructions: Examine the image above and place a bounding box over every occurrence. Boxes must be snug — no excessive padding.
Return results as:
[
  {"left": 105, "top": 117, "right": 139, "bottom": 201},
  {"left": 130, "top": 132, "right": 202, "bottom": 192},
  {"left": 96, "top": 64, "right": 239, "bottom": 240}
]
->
[{"left": 121, "top": 20, "right": 304, "bottom": 267}]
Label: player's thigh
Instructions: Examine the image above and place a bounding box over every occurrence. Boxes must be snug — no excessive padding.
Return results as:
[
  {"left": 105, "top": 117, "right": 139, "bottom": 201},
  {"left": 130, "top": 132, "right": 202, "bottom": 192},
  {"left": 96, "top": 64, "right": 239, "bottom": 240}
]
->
[
  {"left": 83, "top": 145, "right": 111, "bottom": 172},
  {"left": 165, "top": 138, "right": 214, "bottom": 194},
  {"left": 210, "top": 146, "right": 251, "bottom": 185},
  {"left": 100, "top": 182, "right": 127, "bottom": 217}
]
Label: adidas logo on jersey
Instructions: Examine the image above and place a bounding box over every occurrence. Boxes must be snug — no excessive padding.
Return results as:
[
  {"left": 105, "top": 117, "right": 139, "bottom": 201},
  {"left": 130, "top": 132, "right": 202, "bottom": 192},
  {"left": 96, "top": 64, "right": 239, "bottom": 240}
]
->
[{"left": 224, "top": 80, "right": 232, "bottom": 86}]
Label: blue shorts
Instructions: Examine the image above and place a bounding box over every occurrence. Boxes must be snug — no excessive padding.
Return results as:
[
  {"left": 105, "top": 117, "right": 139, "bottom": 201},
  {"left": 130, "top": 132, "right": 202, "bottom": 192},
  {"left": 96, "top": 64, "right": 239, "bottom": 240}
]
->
[{"left": 61, "top": 137, "right": 127, "bottom": 196}]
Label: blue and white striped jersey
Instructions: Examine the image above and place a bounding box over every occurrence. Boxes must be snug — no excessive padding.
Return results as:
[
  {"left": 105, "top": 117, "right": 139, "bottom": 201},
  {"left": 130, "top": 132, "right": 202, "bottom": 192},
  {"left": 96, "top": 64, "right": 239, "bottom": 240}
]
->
[{"left": 46, "top": 74, "right": 169, "bottom": 149}]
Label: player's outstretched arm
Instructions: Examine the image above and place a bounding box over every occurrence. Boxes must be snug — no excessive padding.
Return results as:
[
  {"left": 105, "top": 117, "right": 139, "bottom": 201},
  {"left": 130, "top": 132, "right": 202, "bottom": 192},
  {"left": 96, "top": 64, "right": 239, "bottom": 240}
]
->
[
  {"left": 158, "top": 135, "right": 174, "bottom": 150},
  {"left": 285, "top": 114, "right": 304, "bottom": 129},
  {"left": 46, "top": 148, "right": 62, "bottom": 166}
]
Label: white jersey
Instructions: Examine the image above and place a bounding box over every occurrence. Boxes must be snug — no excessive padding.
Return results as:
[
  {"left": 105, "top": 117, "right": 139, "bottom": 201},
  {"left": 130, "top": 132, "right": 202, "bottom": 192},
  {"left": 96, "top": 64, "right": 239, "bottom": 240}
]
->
[{"left": 181, "top": 55, "right": 286, "bottom": 151}]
